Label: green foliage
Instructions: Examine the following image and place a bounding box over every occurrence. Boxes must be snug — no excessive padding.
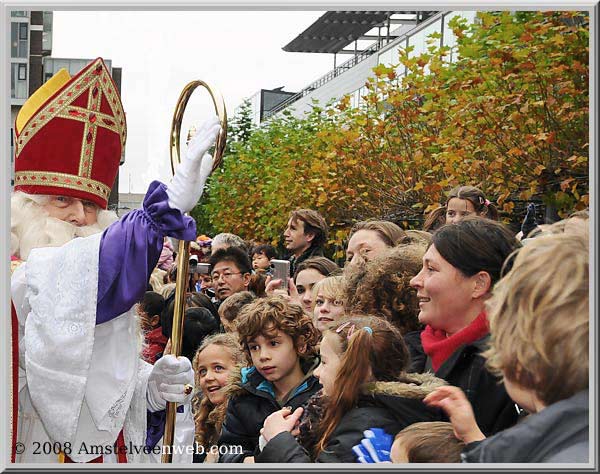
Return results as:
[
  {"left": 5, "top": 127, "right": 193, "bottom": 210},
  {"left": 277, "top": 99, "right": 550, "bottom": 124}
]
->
[{"left": 194, "top": 11, "right": 589, "bottom": 251}]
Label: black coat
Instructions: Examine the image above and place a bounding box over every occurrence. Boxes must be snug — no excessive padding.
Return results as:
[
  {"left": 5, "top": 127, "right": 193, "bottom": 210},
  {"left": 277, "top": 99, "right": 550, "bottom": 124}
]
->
[
  {"left": 288, "top": 245, "right": 324, "bottom": 277},
  {"left": 462, "top": 390, "right": 589, "bottom": 463},
  {"left": 405, "top": 330, "right": 519, "bottom": 436},
  {"left": 217, "top": 358, "right": 321, "bottom": 463},
  {"left": 256, "top": 372, "right": 446, "bottom": 463}
]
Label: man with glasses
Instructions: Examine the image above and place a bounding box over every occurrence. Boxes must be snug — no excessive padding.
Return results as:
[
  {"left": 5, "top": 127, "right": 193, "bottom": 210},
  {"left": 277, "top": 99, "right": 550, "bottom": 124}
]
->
[{"left": 208, "top": 246, "right": 253, "bottom": 304}]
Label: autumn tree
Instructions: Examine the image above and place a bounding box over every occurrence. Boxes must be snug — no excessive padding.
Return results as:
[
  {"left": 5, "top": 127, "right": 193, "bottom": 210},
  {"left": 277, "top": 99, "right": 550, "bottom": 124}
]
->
[{"left": 196, "top": 11, "right": 588, "bottom": 251}]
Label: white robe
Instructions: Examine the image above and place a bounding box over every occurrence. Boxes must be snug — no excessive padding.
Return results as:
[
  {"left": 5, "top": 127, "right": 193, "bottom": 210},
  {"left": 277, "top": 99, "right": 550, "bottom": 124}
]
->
[{"left": 10, "top": 233, "right": 196, "bottom": 463}]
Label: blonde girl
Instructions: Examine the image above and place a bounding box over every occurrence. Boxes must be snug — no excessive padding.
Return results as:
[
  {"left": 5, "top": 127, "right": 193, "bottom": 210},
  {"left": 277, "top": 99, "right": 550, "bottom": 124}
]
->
[{"left": 191, "top": 333, "right": 247, "bottom": 463}]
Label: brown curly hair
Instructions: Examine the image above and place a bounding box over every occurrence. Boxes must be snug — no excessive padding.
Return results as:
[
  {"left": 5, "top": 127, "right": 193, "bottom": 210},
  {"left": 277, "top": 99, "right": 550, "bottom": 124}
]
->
[
  {"left": 191, "top": 333, "right": 247, "bottom": 450},
  {"left": 344, "top": 242, "right": 426, "bottom": 335},
  {"left": 235, "top": 295, "right": 321, "bottom": 360}
]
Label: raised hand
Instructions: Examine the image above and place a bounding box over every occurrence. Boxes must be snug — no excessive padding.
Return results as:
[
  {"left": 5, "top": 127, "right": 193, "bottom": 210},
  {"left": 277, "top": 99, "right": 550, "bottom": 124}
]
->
[
  {"left": 166, "top": 115, "right": 221, "bottom": 213},
  {"left": 423, "top": 385, "right": 486, "bottom": 443}
]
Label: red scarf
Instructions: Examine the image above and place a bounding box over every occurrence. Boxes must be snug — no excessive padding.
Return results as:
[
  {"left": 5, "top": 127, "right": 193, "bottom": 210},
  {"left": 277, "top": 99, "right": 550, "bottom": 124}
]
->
[{"left": 420, "top": 311, "right": 489, "bottom": 372}]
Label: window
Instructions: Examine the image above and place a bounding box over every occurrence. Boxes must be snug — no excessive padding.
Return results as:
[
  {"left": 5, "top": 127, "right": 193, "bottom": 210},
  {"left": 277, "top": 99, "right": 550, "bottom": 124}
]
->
[
  {"left": 407, "top": 18, "right": 442, "bottom": 60},
  {"left": 19, "top": 22, "right": 28, "bottom": 40},
  {"left": 11, "top": 63, "right": 27, "bottom": 99},
  {"left": 11, "top": 22, "right": 28, "bottom": 57}
]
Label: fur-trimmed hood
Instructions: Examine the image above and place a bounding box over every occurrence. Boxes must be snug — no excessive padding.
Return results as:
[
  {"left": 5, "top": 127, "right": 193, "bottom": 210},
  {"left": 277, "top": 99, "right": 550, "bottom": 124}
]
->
[
  {"left": 223, "top": 362, "right": 249, "bottom": 399},
  {"left": 362, "top": 371, "right": 447, "bottom": 399}
]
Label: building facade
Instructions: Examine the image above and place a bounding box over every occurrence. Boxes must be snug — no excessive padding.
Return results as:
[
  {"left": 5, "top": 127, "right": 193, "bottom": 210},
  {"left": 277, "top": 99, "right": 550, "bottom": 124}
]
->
[
  {"left": 10, "top": 11, "right": 53, "bottom": 185},
  {"left": 268, "top": 11, "right": 477, "bottom": 119},
  {"left": 10, "top": 11, "right": 124, "bottom": 210}
]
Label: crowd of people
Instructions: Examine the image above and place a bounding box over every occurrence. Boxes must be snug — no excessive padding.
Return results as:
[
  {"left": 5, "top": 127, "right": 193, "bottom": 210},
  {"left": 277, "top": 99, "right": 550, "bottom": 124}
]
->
[
  {"left": 141, "top": 184, "right": 590, "bottom": 464},
  {"left": 10, "top": 58, "right": 589, "bottom": 465}
]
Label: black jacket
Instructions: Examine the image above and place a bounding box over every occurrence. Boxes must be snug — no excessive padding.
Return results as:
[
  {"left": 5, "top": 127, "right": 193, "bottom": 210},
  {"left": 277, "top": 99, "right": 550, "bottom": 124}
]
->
[
  {"left": 405, "top": 331, "right": 519, "bottom": 436},
  {"left": 256, "top": 372, "right": 446, "bottom": 463},
  {"left": 217, "top": 357, "right": 321, "bottom": 463},
  {"left": 288, "top": 245, "right": 324, "bottom": 277},
  {"left": 462, "top": 390, "right": 589, "bottom": 463}
]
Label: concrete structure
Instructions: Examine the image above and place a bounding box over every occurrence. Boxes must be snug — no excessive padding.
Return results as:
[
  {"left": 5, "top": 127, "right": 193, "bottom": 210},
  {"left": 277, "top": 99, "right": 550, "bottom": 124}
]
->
[
  {"left": 10, "top": 11, "right": 52, "bottom": 185},
  {"left": 239, "top": 87, "right": 298, "bottom": 126},
  {"left": 267, "top": 10, "right": 476, "bottom": 119},
  {"left": 117, "top": 192, "right": 145, "bottom": 216}
]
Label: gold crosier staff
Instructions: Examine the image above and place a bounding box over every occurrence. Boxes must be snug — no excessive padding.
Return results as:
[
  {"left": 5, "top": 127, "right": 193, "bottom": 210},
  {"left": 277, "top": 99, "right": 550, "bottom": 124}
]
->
[{"left": 161, "top": 81, "right": 227, "bottom": 463}]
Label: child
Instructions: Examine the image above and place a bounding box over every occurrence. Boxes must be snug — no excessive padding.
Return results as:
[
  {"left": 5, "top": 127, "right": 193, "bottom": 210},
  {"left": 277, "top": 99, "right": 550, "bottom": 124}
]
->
[
  {"left": 137, "top": 291, "right": 167, "bottom": 364},
  {"left": 251, "top": 244, "right": 277, "bottom": 274},
  {"left": 192, "top": 333, "right": 247, "bottom": 463},
  {"left": 391, "top": 422, "right": 465, "bottom": 463},
  {"left": 311, "top": 276, "right": 346, "bottom": 332},
  {"left": 217, "top": 296, "right": 322, "bottom": 463},
  {"left": 424, "top": 227, "right": 589, "bottom": 462},
  {"left": 423, "top": 185, "right": 498, "bottom": 232},
  {"left": 218, "top": 291, "right": 255, "bottom": 332},
  {"left": 181, "top": 307, "right": 220, "bottom": 363},
  {"left": 257, "top": 315, "right": 445, "bottom": 463}
]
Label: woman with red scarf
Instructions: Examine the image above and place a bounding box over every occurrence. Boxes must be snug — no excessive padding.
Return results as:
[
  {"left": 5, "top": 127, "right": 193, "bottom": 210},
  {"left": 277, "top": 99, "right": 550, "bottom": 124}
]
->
[{"left": 405, "top": 216, "right": 521, "bottom": 436}]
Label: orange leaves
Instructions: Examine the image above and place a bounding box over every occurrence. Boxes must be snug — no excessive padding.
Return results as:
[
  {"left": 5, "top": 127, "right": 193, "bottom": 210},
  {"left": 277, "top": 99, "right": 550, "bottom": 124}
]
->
[
  {"left": 508, "top": 147, "right": 524, "bottom": 157},
  {"left": 197, "top": 11, "right": 588, "bottom": 245}
]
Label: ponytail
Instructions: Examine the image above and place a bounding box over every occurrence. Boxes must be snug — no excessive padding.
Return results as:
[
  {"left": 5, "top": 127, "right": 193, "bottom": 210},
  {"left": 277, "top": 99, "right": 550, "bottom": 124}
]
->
[
  {"left": 316, "top": 326, "right": 374, "bottom": 455},
  {"left": 315, "top": 316, "right": 409, "bottom": 456},
  {"left": 482, "top": 201, "right": 499, "bottom": 221}
]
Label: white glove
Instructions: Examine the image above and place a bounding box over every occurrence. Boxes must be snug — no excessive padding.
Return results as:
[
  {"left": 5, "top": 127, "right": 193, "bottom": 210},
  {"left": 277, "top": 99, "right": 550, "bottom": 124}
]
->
[
  {"left": 147, "top": 354, "right": 194, "bottom": 412},
  {"left": 166, "top": 115, "right": 221, "bottom": 213}
]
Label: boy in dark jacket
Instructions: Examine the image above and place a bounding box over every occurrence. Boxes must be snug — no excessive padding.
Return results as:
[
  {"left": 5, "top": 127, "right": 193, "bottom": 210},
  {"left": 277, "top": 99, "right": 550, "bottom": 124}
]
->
[{"left": 217, "top": 296, "right": 321, "bottom": 462}]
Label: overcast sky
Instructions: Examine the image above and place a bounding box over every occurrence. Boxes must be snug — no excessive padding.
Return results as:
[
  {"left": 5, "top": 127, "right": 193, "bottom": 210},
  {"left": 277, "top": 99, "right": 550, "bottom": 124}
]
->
[{"left": 51, "top": 10, "right": 333, "bottom": 193}]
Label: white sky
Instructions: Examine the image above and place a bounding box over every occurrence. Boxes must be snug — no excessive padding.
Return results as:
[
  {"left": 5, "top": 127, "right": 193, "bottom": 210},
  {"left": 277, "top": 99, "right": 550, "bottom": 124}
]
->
[{"left": 51, "top": 10, "right": 334, "bottom": 193}]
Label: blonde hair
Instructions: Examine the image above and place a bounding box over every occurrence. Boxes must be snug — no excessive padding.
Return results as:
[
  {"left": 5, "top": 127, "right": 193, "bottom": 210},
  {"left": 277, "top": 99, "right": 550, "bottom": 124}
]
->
[
  {"left": 393, "top": 422, "right": 465, "bottom": 463},
  {"left": 485, "top": 226, "right": 589, "bottom": 406},
  {"left": 191, "top": 333, "right": 247, "bottom": 449},
  {"left": 149, "top": 267, "right": 167, "bottom": 293},
  {"left": 311, "top": 276, "right": 346, "bottom": 310}
]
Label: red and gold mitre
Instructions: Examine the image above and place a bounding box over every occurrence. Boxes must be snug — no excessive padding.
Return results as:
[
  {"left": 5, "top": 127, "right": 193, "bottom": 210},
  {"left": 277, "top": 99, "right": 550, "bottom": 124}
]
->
[{"left": 14, "top": 57, "right": 126, "bottom": 209}]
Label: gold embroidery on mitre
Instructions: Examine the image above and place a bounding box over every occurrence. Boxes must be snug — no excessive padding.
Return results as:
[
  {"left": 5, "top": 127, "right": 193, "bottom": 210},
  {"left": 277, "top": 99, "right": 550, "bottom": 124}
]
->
[
  {"left": 15, "top": 60, "right": 126, "bottom": 167},
  {"left": 14, "top": 171, "right": 111, "bottom": 199}
]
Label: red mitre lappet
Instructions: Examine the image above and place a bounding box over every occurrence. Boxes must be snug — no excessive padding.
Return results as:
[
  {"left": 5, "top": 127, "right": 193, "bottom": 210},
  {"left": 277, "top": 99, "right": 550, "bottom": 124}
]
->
[{"left": 13, "top": 57, "right": 126, "bottom": 209}]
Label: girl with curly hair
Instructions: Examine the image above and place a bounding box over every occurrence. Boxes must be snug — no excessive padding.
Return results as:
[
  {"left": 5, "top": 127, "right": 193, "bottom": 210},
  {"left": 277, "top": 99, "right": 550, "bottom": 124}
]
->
[
  {"left": 344, "top": 242, "right": 427, "bottom": 335},
  {"left": 192, "top": 333, "right": 247, "bottom": 462}
]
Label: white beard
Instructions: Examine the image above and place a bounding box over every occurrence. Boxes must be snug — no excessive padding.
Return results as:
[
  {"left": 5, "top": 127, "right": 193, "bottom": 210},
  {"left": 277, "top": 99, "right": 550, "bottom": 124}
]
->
[
  {"left": 12, "top": 191, "right": 145, "bottom": 354},
  {"left": 11, "top": 191, "right": 119, "bottom": 261}
]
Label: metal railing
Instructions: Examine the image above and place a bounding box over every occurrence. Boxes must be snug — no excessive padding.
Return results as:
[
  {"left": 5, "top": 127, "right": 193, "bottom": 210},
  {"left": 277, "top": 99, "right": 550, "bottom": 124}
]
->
[
  {"left": 263, "top": 11, "right": 444, "bottom": 121},
  {"left": 263, "top": 39, "right": 387, "bottom": 120}
]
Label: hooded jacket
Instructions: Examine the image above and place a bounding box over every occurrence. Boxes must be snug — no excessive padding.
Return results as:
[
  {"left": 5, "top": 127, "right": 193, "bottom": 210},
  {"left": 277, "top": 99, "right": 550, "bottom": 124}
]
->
[
  {"left": 405, "top": 331, "right": 519, "bottom": 436},
  {"left": 256, "top": 372, "right": 446, "bottom": 463},
  {"left": 462, "top": 390, "right": 589, "bottom": 463},
  {"left": 217, "top": 357, "right": 321, "bottom": 463}
]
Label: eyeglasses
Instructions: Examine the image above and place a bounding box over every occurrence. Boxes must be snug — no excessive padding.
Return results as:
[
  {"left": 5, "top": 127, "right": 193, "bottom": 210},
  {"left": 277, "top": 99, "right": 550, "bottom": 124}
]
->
[{"left": 211, "top": 271, "right": 243, "bottom": 281}]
